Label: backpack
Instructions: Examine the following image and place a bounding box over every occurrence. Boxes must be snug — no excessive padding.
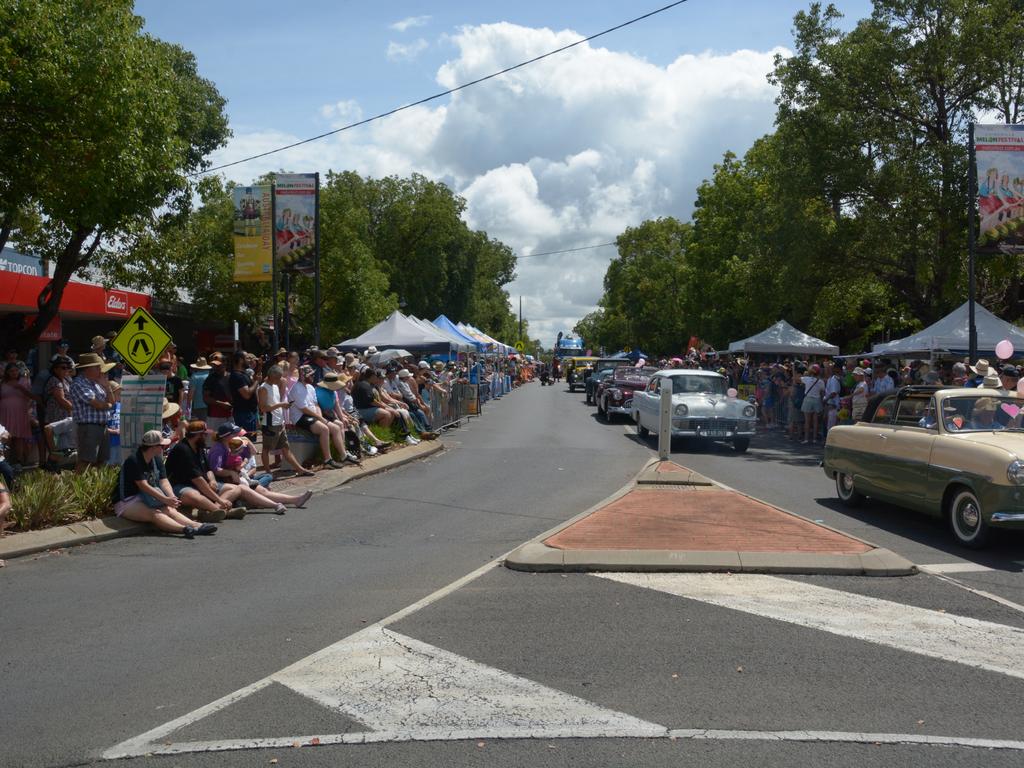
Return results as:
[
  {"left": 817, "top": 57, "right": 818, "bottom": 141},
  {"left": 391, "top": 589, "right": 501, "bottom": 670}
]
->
[{"left": 792, "top": 380, "right": 806, "bottom": 409}]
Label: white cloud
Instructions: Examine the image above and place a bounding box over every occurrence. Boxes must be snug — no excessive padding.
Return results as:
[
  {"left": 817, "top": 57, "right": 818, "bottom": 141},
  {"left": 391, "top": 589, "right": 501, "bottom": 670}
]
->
[
  {"left": 390, "top": 15, "right": 431, "bottom": 32},
  {"left": 214, "top": 22, "right": 787, "bottom": 345},
  {"left": 386, "top": 38, "right": 429, "bottom": 61}
]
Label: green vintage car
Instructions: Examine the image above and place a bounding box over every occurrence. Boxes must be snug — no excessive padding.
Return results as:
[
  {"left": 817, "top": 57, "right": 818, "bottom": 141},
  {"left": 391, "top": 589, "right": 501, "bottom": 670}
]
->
[{"left": 823, "top": 385, "right": 1024, "bottom": 548}]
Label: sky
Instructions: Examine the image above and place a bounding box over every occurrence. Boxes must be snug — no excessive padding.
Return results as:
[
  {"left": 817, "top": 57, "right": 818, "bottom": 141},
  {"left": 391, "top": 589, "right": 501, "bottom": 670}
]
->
[{"left": 136, "top": 0, "right": 874, "bottom": 346}]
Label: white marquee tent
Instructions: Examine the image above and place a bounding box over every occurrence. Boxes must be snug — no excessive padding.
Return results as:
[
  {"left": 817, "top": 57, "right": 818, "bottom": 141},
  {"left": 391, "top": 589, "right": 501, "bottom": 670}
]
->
[
  {"left": 872, "top": 301, "right": 1024, "bottom": 357},
  {"left": 728, "top": 320, "right": 839, "bottom": 357}
]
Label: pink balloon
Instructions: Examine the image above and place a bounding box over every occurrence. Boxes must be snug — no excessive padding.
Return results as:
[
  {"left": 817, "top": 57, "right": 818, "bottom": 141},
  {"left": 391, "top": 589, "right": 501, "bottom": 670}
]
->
[
  {"left": 996, "top": 339, "right": 1015, "bottom": 360},
  {"left": 727, "top": 387, "right": 738, "bottom": 399}
]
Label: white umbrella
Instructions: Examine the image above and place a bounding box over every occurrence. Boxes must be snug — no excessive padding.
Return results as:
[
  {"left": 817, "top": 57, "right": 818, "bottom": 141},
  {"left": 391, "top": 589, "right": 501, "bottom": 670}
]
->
[{"left": 368, "top": 349, "right": 412, "bottom": 365}]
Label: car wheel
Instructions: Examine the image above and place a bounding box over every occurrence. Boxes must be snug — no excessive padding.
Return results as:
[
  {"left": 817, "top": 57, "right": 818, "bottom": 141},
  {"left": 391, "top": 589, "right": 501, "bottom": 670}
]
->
[
  {"left": 732, "top": 437, "right": 750, "bottom": 453},
  {"left": 637, "top": 420, "right": 649, "bottom": 437},
  {"left": 835, "top": 471, "right": 864, "bottom": 507},
  {"left": 947, "top": 487, "right": 991, "bottom": 549},
  {"left": 597, "top": 400, "right": 607, "bottom": 419}
]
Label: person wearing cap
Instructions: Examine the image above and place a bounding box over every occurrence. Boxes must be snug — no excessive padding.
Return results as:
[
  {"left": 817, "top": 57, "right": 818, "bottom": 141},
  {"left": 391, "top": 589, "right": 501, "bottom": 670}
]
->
[
  {"left": 187, "top": 357, "right": 212, "bottom": 422},
  {"left": 70, "top": 352, "right": 116, "bottom": 472},
  {"left": 42, "top": 354, "right": 74, "bottom": 427},
  {"left": 316, "top": 372, "right": 363, "bottom": 463},
  {"left": 228, "top": 350, "right": 261, "bottom": 433},
  {"left": 850, "top": 367, "right": 869, "bottom": 422},
  {"left": 1000, "top": 364, "right": 1020, "bottom": 393},
  {"left": 395, "top": 368, "right": 437, "bottom": 437},
  {"left": 287, "top": 365, "right": 349, "bottom": 469},
  {"left": 112, "top": 430, "right": 215, "bottom": 539},
  {"left": 258, "top": 364, "right": 314, "bottom": 476},
  {"left": 90, "top": 335, "right": 106, "bottom": 356},
  {"left": 202, "top": 352, "right": 232, "bottom": 432},
  {"left": 209, "top": 422, "right": 313, "bottom": 509},
  {"left": 351, "top": 368, "right": 416, "bottom": 442}
]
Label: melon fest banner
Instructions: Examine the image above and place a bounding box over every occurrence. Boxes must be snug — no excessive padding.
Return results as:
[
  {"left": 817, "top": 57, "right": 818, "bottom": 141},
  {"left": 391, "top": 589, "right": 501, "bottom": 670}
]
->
[
  {"left": 976, "top": 124, "right": 1024, "bottom": 254},
  {"left": 232, "top": 185, "right": 273, "bottom": 282},
  {"left": 274, "top": 173, "right": 317, "bottom": 275}
]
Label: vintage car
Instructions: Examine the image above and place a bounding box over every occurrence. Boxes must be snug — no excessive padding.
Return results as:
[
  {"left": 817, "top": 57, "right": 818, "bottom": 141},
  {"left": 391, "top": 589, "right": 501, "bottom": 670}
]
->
[
  {"left": 597, "top": 366, "right": 658, "bottom": 421},
  {"left": 585, "top": 367, "right": 617, "bottom": 405},
  {"left": 631, "top": 370, "right": 757, "bottom": 452},
  {"left": 823, "top": 385, "right": 1024, "bottom": 548},
  {"left": 564, "top": 356, "right": 599, "bottom": 392}
]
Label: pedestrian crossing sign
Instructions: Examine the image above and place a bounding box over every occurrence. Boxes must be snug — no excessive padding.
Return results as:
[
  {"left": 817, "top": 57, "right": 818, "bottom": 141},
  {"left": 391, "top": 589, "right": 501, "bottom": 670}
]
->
[{"left": 111, "top": 307, "right": 172, "bottom": 377}]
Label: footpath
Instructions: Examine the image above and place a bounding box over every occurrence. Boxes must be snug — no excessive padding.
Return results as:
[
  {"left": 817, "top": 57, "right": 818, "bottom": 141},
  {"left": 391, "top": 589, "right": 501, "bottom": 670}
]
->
[
  {"left": 506, "top": 457, "right": 915, "bottom": 576},
  {"left": 0, "top": 441, "right": 443, "bottom": 563}
]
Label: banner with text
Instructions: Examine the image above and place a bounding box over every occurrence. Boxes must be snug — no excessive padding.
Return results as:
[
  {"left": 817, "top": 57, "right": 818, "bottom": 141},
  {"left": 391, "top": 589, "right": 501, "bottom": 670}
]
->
[
  {"left": 274, "top": 173, "right": 317, "bottom": 275},
  {"left": 977, "top": 124, "right": 1024, "bottom": 254},
  {"left": 232, "top": 185, "right": 273, "bottom": 282}
]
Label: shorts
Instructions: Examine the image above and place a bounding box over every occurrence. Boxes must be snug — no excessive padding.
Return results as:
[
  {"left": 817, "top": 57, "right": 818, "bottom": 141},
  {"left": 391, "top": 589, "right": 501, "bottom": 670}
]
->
[
  {"left": 800, "top": 397, "right": 823, "bottom": 414},
  {"left": 295, "top": 414, "right": 318, "bottom": 431},
  {"left": 173, "top": 481, "right": 224, "bottom": 498},
  {"left": 114, "top": 492, "right": 166, "bottom": 517},
  {"left": 357, "top": 406, "right": 383, "bottom": 422},
  {"left": 261, "top": 425, "right": 289, "bottom": 451},
  {"left": 75, "top": 423, "right": 110, "bottom": 464}
]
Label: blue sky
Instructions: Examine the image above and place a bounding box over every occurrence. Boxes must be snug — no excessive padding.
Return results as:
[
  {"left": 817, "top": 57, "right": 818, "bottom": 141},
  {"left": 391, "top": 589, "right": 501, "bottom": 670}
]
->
[{"left": 136, "top": 0, "right": 875, "bottom": 343}]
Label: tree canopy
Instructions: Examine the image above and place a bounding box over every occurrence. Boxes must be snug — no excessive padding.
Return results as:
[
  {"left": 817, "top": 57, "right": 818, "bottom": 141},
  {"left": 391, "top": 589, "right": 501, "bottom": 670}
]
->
[{"left": 578, "top": 0, "right": 1024, "bottom": 355}]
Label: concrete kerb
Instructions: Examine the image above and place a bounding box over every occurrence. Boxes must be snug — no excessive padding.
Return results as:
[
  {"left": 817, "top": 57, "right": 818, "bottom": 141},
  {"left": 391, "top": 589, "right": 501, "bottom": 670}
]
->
[
  {"left": 504, "top": 457, "right": 918, "bottom": 576},
  {"left": 0, "top": 441, "right": 445, "bottom": 563}
]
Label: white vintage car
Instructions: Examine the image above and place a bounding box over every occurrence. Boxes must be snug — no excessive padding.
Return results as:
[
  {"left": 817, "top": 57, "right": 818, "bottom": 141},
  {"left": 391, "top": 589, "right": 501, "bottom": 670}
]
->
[{"left": 631, "top": 370, "right": 757, "bottom": 452}]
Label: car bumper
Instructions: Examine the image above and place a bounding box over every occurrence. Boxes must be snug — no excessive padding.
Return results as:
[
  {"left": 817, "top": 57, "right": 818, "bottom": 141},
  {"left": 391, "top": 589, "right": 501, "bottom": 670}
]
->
[
  {"left": 982, "top": 485, "right": 1024, "bottom": 528},
  {"left": 607, "top": 402, "right": 633, "bottom": 415},
  {"left": 671, "top": 417, "right": 756, "bottom": 438}
]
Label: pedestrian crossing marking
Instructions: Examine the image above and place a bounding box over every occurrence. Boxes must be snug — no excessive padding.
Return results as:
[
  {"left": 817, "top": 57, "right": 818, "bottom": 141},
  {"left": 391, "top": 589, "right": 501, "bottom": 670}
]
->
[
  {"left": 596, "top": 572, "right": 1024, "bottom": 680},
  {"left": 103, "top": 625, "right": 663, "bottom": 759}
]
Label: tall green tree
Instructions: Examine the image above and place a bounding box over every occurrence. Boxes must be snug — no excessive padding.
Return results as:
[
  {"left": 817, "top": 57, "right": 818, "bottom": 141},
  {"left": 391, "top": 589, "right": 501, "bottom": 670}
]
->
[{"left": 1, "top": 0, "right": 229, "bottom": 350}]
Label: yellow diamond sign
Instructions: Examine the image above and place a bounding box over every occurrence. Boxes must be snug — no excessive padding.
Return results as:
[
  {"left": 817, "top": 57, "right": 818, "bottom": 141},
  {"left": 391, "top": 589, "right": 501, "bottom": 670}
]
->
[
  {"left": 111, "top": 307, "right": 172, "bottom": 377},
  {"left": 515, "top": 341, "right": 525, "bottom": 352}
]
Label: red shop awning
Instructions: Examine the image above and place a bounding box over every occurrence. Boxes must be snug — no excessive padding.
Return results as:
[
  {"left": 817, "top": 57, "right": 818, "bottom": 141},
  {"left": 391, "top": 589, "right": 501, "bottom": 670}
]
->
[{"left": 0, "top": 272, "right": 151, "bottom": 319}]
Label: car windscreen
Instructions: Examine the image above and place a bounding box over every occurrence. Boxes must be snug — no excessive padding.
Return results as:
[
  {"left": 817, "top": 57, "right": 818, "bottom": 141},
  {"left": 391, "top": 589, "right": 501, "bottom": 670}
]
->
[
  {"left": 670, "top": 375, "right": 727, "bottom": 395},
  {"left": 940, "top": 395, "right": 1024, "bottom": 432}
]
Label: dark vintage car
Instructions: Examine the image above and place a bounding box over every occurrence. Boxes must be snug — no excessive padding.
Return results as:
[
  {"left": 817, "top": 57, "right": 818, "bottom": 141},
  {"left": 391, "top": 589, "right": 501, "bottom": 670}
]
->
[
  {"left": 596, "top": 366, "right": 658, "bottom": 421},
  {"left": 585, "top": 367, "right": 617, "bottom": 405}
]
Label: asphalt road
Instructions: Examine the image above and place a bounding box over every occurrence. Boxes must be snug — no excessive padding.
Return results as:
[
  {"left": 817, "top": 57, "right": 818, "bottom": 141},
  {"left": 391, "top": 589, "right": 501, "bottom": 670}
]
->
[{"left": 4, "top": 381, "right": 1024, "bottom": 768}]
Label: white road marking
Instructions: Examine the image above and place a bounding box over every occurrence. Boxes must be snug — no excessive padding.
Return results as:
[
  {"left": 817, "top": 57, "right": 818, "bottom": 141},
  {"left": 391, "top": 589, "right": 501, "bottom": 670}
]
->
[
  {"left": 919, "top": 562, "right": 994, "bottom": 574},
  {"left": 596, "top": 572, "right": 1024, "bottom": 680},
  {"left": 667, "top": 729, "right": 1024, "bottom": 751},
  {"left": 104, "top": 626, "right": 663, "bottom": 758}
]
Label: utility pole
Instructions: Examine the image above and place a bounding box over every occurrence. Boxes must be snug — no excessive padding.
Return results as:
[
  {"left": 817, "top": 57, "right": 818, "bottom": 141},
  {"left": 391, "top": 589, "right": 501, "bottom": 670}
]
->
[
  {"left": 518, "top": 295, "right": 523, "bottom": 341},
  {"left": 968, "top": 122, "right": 978, "bottom": 362}
]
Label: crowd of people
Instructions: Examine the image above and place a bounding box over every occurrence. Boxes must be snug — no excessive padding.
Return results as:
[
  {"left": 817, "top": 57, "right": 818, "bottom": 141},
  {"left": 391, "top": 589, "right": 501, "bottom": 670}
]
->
[{"left": 0, "top": 337, "right": 528, "bottom": 537}]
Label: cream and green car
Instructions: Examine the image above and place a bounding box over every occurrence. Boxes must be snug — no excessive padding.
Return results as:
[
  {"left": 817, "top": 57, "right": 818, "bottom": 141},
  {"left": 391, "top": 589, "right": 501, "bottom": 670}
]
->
[{"left": 823, "top": 386, "right": 1024, "bottom": 548}]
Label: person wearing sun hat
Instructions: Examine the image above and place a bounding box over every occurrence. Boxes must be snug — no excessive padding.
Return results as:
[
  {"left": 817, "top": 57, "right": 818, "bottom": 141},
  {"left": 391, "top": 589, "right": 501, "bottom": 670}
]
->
[
  {"left": 112, "top": 429, "right": 216, "bottom": 539},
  {"left": 208, "top": 421, "right": 313, "bottom": 511},
  {"left": 187, "top": 357, "right": 212, "bottom": 422},
  {"left": 70, "top": 352, "right": 116, "bottom": 472}
]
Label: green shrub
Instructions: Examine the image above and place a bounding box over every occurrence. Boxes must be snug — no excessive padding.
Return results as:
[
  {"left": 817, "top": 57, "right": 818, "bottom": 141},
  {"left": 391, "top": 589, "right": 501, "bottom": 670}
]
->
[
  {"left": 9, "top": 471, "right": 75, "bottom": 531},
  {"left": 9, "top": 467, "right": 118, "bottom": 532},
  {"left": 65, "top": 466, "right": 118, "bottom": 520}
]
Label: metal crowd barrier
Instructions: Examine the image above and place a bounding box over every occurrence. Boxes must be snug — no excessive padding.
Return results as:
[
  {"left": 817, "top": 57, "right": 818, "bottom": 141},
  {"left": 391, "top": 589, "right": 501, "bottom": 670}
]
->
[{"left": 428, "top": 382, "right": 478, "bottom": 431}]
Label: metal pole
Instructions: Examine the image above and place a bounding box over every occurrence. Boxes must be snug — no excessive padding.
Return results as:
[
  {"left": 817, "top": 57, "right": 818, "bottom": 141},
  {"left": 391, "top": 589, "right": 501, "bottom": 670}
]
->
[
  {"left": 658, "top": 379, "right": 672, "bottom": 460},
  {"left": 314, "top": 172, "right": 321, "bottom": 348},
  {"left": 518, "top": 295, "right": 522, "bottom": 342},
  {"left": 968, "top": 121, "right": 978, "bottom": 362},
  {"left": 271, "top": 181, "right": 279, "bottom": 351},
  {"left": 282, "top": 272, "right": 291, "bottom": 350}
]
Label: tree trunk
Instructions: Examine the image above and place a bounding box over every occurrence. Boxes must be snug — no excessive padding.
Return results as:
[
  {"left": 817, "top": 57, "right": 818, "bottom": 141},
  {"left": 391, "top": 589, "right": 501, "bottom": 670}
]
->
[
  {"left": 10, "top": 227, "right": 91, "bottom": 355},
  {"left": 0, "top": 222, "right": 10, "bottom": 254}
]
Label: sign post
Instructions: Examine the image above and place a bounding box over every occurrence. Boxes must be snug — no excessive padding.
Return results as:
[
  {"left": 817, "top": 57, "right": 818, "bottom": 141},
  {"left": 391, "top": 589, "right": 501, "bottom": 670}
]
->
[
  {"left": 658, "top": 380, "right": 672, "bottom": 461},
  {"left": 110, "top": 307, "right": 172, "bottom": 377}
]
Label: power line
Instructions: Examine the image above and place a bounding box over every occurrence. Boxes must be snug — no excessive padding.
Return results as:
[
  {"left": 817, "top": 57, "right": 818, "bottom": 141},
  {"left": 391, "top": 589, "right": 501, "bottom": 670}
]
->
[
  {"left": 518, "top": 242, "right": 617, "bottom": 259},
  {"left": 194, "top": 0, "right": 692, "bottom": 177}
]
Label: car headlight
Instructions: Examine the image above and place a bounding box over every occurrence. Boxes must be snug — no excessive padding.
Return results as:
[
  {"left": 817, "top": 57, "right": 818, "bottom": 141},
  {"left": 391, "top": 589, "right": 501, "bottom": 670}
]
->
[
  {"left": 674, "top": 404, "right": 688, "bottom": 416},
  {"left": 742, "top": 405, "right": 756, "bottom": 418},
  {"left": 1008, "top": 459, "right": 1024, "bottom": 485}
]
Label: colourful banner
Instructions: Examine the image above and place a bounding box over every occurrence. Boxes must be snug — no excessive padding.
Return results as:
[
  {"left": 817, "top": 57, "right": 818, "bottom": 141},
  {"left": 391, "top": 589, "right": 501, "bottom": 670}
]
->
[
  {"left": 976, "top": 124, "right": 1024, "bottom": 253},
  {"left": 232, "top": 185, "right": 273, "bottom": 282},
  {"left": 274, "top": 173, "right": 317, "bottom": 275}
]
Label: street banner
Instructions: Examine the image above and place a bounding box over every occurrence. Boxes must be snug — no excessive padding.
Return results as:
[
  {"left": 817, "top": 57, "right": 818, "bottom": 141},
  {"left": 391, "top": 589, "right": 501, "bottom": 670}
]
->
[
  {"left": 232, "top": 185, "right": 273, "bottom": 282},
  {"left": 274, "top": 173, "right": 317, "bottom": 275},
  {"left": 119, "top": 374, "right": 166, "bottom": 456},
  {"left": 976, "top": 124, "right": 1024, "bottom": 253}
]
